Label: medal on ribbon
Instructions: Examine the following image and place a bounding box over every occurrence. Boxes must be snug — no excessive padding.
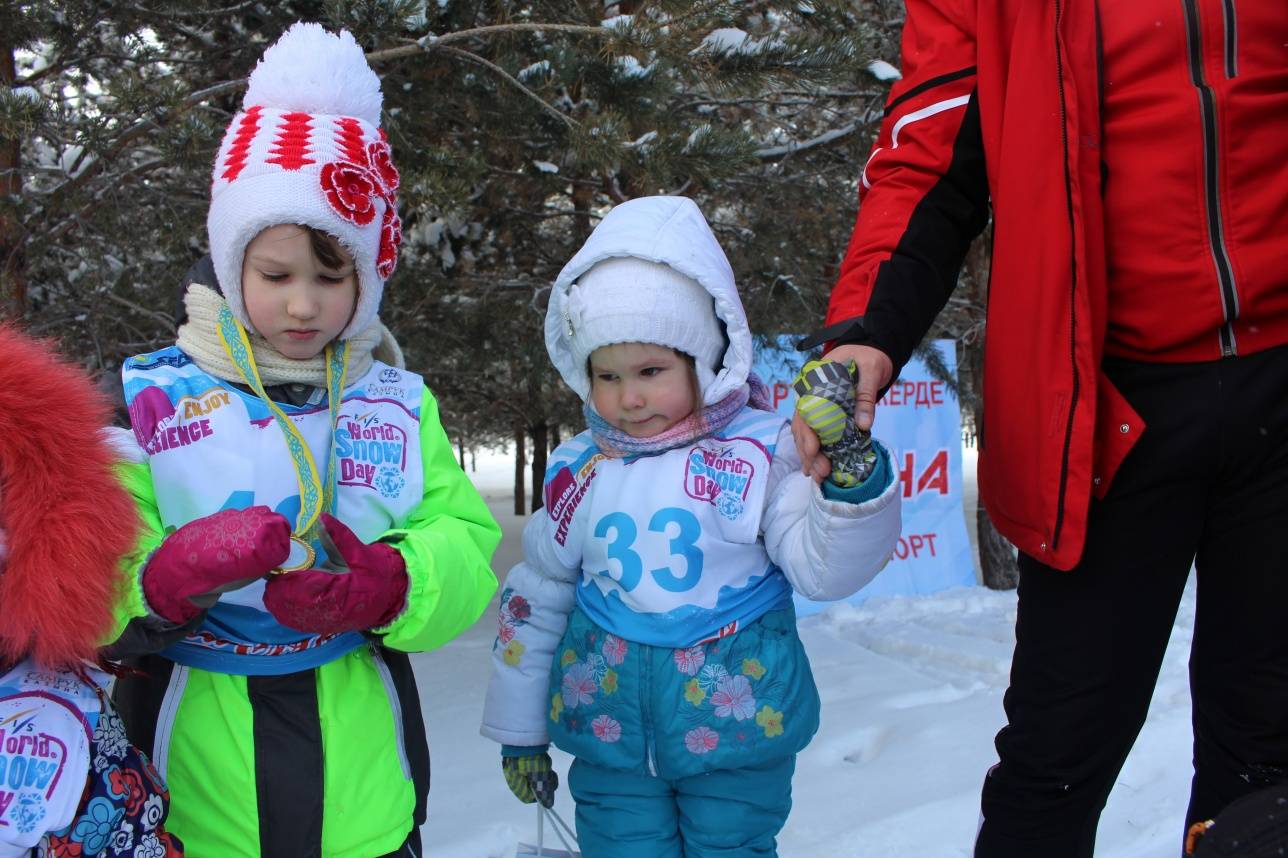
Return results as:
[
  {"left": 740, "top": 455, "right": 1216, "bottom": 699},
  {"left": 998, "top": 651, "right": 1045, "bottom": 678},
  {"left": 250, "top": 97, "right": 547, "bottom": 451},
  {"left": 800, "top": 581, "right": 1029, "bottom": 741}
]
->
[{"left": 216, "top": 304, "right": 349, "bottom": 574}]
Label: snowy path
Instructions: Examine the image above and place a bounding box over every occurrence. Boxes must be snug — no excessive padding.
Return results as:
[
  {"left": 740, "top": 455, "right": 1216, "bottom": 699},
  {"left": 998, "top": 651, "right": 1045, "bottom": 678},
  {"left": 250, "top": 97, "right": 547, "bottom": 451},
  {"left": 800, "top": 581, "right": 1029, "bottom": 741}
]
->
[{"left": 412, "top": 455, "right": 1197, "bottom": 857}]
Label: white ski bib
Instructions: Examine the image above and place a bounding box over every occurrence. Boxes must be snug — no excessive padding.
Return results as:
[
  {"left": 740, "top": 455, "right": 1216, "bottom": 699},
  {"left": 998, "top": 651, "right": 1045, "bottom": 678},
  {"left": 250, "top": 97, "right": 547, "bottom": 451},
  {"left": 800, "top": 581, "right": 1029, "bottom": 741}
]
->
[
  {"left": 123, "top": 348, "right": 426, "bottom": 674},
  {"left": 545, "top": 408, "right": 793, "bottom": 646},
  {"left": 0, "top": 661, "right": 103, "bottom": 855}
]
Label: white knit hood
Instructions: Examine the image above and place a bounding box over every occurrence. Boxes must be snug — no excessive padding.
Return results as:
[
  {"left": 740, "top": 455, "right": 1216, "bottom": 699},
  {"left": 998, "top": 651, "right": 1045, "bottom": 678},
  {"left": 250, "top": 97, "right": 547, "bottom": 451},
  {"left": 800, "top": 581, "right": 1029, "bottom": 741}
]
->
[{"left": 545, "top": 196, "right": 752, "bottom": 406}]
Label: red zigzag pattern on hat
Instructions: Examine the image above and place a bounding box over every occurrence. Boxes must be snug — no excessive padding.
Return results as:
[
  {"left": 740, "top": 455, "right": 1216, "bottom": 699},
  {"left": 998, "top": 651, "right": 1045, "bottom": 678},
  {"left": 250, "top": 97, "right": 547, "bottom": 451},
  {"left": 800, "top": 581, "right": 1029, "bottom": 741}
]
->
[
  {"left": 220, "top": 104, "right": 262, "bottom": 183},
  {"left": 335, "top": 117, "right": 368, "bottom": 165},
  {"left": 266, "top": 111, "right": 316, "bottom": 171}
]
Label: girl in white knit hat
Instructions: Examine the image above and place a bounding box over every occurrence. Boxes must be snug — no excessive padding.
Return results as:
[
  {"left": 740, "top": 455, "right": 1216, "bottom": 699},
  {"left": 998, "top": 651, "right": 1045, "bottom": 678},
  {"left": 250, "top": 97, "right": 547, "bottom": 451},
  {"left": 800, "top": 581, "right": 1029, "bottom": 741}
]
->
[
  {"left": 107, "top": 24, "right": 499, "bottom": 857},
  {"left": 481, "top": 195, "right": 902, "bottom": 857}
]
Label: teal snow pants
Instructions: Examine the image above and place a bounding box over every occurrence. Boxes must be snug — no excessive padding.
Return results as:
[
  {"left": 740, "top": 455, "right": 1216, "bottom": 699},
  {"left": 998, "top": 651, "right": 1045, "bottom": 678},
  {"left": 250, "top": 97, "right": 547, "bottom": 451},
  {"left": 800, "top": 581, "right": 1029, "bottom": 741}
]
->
[
  {"left": 569, "top": 754, "right": 796, "bottom": 858},
  {"left": 548, "top": 604, "right": 819, "bottom": 857}
]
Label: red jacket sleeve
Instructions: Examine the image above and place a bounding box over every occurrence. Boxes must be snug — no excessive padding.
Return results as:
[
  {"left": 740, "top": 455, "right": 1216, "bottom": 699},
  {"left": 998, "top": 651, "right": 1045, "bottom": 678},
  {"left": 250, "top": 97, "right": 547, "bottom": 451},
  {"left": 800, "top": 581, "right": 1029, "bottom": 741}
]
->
[{"left": 823, "top": 0, "right": 989, "bottom": 372}]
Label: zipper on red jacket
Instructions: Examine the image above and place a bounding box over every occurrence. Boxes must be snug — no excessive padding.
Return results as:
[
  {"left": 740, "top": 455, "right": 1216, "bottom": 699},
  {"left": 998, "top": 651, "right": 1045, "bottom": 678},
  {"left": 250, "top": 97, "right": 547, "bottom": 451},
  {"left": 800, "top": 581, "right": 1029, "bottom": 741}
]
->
[
  {"left": 1050, "top": 0, "right": 1080, "bottom": 556},
  {"left": 1182, "top": 0, "right": 1241, "bottom": 357},
  {"left": 1221, "top": 0, "right": 1238, "bottom": 78}
]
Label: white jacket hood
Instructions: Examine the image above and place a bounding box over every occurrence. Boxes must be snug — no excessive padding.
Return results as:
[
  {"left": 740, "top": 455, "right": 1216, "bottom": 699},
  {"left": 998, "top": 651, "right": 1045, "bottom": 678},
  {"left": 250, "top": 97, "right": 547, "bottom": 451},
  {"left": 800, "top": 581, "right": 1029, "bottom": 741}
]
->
[{"left": 545, "top": 196, "right": 752, "bottom": 406}]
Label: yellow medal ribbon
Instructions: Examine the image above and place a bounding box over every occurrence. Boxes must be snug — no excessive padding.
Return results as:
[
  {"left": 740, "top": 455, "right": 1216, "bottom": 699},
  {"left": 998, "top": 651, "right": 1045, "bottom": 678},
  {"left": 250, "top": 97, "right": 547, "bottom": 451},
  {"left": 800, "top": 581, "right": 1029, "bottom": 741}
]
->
[{"left": 216, "top": 304, "right": 349, "bottom": 571}]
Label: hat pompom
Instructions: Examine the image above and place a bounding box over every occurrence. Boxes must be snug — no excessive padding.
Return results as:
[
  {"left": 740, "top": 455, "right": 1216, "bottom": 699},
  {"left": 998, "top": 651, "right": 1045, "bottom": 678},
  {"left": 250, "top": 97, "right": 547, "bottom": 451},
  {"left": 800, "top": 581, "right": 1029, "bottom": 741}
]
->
[{"left": 243, "top": 22, "right": 382, "bottom": 125}]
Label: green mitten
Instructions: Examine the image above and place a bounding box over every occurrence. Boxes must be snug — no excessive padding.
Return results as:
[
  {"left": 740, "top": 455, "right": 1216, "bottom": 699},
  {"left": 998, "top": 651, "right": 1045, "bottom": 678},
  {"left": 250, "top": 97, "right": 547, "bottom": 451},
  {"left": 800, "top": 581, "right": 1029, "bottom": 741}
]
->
[
  {"left": 793, "top": 359, "right": 878, "bottom": 488},
  {"left": 502, "top": 750, "right": 558, "bottom": 808}
]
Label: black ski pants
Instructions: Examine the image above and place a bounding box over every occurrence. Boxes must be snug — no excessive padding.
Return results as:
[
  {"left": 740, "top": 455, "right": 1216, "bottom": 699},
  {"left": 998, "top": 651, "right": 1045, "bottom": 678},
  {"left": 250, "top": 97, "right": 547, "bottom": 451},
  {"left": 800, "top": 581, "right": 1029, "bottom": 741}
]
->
[{"left": 975, "top": 343, "right": 1288, "bottom": 858}]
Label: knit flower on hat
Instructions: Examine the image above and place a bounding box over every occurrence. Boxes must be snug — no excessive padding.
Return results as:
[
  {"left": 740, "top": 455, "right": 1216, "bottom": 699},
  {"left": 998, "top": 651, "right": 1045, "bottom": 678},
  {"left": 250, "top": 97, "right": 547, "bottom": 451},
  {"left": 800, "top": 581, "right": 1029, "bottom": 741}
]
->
[
  {"left": 378, "top": 205, "right": 402, "bottom": 279},
  {"left": 367, "top": 135, "right": 400, "bottom": 197},
  {"left": 318, "top": 135, "right": 401, "bottom": 274},
  {"left": 321, "top": 162, "right": 380, "bottom": 226}
]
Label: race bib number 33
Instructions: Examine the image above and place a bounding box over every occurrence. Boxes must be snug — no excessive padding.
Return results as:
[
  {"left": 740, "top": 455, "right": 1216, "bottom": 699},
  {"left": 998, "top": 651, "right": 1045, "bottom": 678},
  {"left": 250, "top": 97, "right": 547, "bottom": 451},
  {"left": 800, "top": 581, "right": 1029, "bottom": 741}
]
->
[{"left": 591, "top": 508, "right": 705, "bottom": 594}]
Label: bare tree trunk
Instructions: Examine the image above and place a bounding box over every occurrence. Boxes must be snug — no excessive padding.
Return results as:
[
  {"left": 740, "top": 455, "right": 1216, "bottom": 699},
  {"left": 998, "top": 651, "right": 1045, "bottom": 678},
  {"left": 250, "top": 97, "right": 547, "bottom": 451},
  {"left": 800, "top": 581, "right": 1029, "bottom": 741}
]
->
[
  {"left": 471, "top": 449, "right": 477, "bottom": 472},
  {"left": 961, "top": 226, "right": 1018, "bottom": 590},
  {"left": 458, "top": 437, "right": 466, "bottom": 470},
  {"left": 1, "top": 45, "right": 26, "bottom": 318},
  {"left": 550, "top": 423, "right": 562, "bottom": 450},
  {"left": 979, "top": 503, "right": 1019, "bottom": 589},
  {"left": 513, "top": 423, "right": 526, "bottom": 516},
  {"left": 530, "top": 421, "right": 548, "bottom": 513},
  {"left": 571, "top": 184, "right": 595, "bottom": 243}
]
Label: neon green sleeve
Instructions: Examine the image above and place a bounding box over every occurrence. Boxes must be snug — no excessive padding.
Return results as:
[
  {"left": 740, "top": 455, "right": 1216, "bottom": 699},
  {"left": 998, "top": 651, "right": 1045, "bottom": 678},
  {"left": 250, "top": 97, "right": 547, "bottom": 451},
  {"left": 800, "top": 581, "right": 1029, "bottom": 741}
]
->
[
  {"left": 376, "top": 386, "right": 500, "bottom": 652},
  {"left": 106, "top": 460, "right": 164, "bottom": 644}
]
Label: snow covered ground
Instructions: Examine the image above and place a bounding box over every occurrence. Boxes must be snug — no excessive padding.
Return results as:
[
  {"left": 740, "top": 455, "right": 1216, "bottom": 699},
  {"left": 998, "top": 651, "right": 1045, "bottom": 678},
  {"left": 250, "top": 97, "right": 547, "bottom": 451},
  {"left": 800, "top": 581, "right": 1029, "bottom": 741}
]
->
[{"left": 412, "top": 448, "right": 1197, "bottom": 857}]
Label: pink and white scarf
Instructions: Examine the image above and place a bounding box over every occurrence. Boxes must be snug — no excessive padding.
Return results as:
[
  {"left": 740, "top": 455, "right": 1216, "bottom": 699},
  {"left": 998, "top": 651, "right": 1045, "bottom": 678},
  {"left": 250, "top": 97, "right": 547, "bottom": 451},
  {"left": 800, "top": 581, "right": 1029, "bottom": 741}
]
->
[{"left": 586, "top": 374, "right": 774, "bottom": 459}]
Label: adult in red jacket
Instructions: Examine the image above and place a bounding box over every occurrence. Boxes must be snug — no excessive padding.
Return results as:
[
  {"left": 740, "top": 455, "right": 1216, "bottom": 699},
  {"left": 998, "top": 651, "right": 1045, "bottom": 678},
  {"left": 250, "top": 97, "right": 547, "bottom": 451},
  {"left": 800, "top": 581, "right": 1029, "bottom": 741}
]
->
[{"left": 794, "top": 1, "right": 1288, "bottom": 855}]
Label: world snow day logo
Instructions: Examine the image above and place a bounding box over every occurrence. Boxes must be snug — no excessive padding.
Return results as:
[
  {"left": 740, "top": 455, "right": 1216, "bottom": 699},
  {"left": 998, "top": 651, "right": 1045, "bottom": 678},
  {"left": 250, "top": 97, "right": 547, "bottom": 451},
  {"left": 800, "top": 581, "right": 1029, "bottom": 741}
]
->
[
  {"left": 685, "top": 442, "right": 755, "bottom": 520},
  {"left": 0, "top": 700, "right": 71, "bottom": 833},
  {"left": 335, "top": 410, "right": 408, "bottom": 499}
]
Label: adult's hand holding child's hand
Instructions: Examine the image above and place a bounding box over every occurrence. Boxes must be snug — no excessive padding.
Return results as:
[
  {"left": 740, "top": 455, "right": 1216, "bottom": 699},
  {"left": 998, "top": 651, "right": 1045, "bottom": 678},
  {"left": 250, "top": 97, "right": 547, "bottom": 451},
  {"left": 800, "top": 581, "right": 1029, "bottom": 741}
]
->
[{"left": 792, "top": 344, "right": 892, "bottom": 482}]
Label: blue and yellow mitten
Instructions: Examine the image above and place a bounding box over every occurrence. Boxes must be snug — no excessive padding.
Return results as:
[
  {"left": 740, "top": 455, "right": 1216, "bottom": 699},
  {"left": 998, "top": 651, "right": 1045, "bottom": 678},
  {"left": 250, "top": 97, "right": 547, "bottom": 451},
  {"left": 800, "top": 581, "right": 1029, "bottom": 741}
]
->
[{"left": 793, "top": 359, "right": 878, "bottom": 488}]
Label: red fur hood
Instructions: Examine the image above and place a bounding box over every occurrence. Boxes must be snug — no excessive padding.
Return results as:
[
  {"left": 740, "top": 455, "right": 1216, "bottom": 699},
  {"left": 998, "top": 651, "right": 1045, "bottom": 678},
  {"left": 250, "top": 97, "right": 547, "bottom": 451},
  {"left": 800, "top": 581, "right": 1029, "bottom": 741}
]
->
[{"left": 0, "top": 324, "right": 137, "bottom": 668}]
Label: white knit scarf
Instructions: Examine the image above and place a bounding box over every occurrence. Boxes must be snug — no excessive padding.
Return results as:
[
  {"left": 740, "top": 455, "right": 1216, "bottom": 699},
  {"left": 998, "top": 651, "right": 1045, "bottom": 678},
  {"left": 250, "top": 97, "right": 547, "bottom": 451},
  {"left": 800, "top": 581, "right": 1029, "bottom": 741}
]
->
[{"left": 175, "top": 283, "right": 404, "bottom": 386}]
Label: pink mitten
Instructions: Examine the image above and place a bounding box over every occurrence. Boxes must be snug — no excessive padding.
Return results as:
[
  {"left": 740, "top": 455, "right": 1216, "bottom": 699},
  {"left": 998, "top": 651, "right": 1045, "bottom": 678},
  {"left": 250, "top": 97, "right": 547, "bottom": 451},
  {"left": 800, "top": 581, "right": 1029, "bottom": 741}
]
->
[
  {"left": 263, "top": 514, "right": 408, "bottom": 634},
  {"left": 143, "top": 506, "right": 291, "bottom": 624}
]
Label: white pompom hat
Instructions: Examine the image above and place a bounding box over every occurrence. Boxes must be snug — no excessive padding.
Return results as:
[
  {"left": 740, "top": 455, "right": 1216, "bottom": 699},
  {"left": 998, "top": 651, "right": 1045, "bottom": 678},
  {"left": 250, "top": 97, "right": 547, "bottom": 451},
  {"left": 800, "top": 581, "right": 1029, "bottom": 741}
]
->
[
  {"left": 207, "top": 22, "right": 402, "bottom": 340},
  {"left": 564, "top": 257, "right": 726, "bottom": 394},
  {"left": 545, "top": 196, "right": 752, "bottom": 407}
]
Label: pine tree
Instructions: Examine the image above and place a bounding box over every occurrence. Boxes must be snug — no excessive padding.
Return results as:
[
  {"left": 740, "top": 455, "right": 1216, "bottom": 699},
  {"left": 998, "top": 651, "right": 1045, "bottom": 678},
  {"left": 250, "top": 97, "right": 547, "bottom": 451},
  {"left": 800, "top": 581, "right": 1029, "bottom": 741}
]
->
[
  {"left": 3, "top": 1, "right": 1016, "bottom": 581},
  {"left": 370, "top": 0, "right": 894, "bottom": 507},
  {"left": 2, "top": 0, "right": 902, "bottom": 504},
  {"left": 1, "top": 1, "right": 348, "bottom": 361}
]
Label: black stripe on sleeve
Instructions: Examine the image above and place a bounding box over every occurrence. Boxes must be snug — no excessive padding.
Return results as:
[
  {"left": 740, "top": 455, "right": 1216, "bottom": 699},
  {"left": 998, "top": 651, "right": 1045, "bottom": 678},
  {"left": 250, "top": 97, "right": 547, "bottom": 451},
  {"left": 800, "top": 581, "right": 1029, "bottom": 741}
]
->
[
  {"left": 862, "top": 90, "right": 991, "bottom": 372},
  {"left": 884, "top": 66, "right": 978, "bottom": 117}
]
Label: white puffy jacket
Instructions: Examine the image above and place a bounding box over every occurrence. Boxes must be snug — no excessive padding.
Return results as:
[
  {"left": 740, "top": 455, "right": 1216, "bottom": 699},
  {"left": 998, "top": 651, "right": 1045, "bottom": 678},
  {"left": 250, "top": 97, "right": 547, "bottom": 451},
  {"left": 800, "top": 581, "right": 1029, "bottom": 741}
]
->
[{"left": 481, "top": 196, "right": 901, "bottom": 746}]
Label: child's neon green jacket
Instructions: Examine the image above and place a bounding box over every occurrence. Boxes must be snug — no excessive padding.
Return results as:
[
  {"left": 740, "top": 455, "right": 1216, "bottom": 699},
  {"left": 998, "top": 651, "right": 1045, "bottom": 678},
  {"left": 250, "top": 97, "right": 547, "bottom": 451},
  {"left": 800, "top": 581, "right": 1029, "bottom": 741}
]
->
[{"left": 108, "top": 351, "right": 499, "bottom": 858}]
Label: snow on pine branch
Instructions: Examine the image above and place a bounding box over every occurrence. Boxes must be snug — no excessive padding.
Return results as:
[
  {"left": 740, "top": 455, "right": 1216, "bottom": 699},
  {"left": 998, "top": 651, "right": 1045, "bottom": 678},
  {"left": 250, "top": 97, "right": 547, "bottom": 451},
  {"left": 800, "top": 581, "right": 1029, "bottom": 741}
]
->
[
  {"left": 754, "top": 121, "right": 861, "bottom": 159},
  {"left": 694, "top": 28, "right": 785, "bottom": 57},
  {"left": 867, "top": 59, "right": 902, "bottom": 81},
  {"left": 625, "top": 130, "right": 658, "bottom": 151},
  {"left": 517, "top": 60, "right": 552, "bottom": 81},
  {"left": 614, "top": 55, "right": 654, "bottom": 79},
  {"left": 701, "top": 28, "right": 749, "bottom": 53}
]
